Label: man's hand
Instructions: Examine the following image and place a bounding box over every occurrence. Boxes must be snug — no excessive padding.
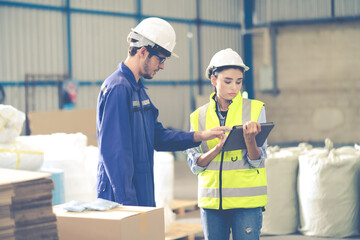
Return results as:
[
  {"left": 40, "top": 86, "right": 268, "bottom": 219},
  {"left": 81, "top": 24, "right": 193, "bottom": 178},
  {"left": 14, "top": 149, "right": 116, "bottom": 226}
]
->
[
  {"left": 193, "top": 126, "right": 231, "bottom": 142},
  {"left": 195, "top": 131, "right": 229, "bottom": 167}
]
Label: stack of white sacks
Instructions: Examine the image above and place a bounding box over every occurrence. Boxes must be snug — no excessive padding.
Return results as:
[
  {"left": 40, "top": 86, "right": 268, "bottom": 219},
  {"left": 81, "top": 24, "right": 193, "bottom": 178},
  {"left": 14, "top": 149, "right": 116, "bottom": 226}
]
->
[
  {"left": 0, "top": 104, "right": 98, "bottom": 203},
  {"left": 0, "top": 104, "right": 43, "bottom": 170},
  {"left": 262, "top": 139, "right": 360, "bottom": 238}
]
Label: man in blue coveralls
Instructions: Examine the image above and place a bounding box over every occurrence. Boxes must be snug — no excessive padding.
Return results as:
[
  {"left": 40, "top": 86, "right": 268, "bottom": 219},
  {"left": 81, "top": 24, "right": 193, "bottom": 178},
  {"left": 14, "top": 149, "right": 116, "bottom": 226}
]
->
[{"left": 96, "top": 17, "right": 230, "bottom": 207}]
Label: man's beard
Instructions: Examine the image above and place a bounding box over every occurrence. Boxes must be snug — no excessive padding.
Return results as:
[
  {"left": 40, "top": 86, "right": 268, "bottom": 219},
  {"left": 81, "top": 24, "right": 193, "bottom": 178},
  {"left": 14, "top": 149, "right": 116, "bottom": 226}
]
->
[{"left": 143, "top": 58, "right": 155, "bottom": 79}]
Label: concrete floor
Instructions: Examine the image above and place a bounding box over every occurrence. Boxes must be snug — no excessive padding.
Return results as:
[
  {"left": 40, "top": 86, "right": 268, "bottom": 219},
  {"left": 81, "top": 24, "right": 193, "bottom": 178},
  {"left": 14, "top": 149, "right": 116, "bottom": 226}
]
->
[{"left": 173, "top": 156, "right": 360, "bottom": 240}]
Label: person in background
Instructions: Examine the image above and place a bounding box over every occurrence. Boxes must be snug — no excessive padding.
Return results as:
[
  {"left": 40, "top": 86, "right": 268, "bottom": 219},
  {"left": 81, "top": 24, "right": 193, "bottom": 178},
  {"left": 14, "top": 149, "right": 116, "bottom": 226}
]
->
[
  {"left": 61, "top": 80, "right": 78, "bottom": 110},
  {"left": 96, "top": 17, "right": 230, "bottom": 207},
  {"left": 186, "top": 48, "right": 268, "bottom": 240}
]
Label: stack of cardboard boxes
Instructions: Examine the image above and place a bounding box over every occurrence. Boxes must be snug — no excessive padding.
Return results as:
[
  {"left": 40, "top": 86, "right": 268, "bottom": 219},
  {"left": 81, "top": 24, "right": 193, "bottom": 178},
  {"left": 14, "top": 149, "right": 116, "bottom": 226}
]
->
[
  {"left": 1, "top": 168, "right": 165, "bottom": 240},
  {"left": 0, "top": 168, "right": 58, "bottom": 240}
]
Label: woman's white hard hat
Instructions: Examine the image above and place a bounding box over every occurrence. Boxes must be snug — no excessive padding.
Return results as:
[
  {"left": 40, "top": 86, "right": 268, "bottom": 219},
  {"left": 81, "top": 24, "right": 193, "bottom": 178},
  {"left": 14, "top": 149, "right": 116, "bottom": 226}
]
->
[
  {"left": 205, "top": 48, "right": 249, "bottom": 79},
  {"left": 127, "top": 17, "right": 178, "bottom": 57}
]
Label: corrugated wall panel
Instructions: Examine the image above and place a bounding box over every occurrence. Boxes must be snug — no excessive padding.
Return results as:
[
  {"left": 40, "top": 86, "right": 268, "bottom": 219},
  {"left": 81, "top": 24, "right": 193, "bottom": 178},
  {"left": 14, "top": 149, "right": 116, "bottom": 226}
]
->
[
  {"left": 70, "top": 0, "right": 135, "bottom": 13},
  {"left": 0, "top": 7, "right": 66, "bottom": 80},
  {"left": 153, "top": 22, "right": 198, "bottom": 81},
  {"left": 5, "top": 0, "right": 64, "bottom": 6},
  {"left": 0, "top": 7, "right": 66, "bottom": 112},
  {"left": 147, "top": 84, "right": 215, "bottom": 131},
  {"left": 200, "top": 0, "right": 241, "bottom": 23},
  {"left": 71, "top": 14, "right": 136, "bottom": 81},
  {"left": 1, "top": 87, "right": 23, "bottom": 111},
  {"left": 147, "top": 85, "right": 192, "bottom": 130},
  {"left": 200, "top": 26, "right": 242, "bottom": 79},
  {"left": 75, "top": 85, "right": 99, "bottom": 109},
  {"left": 253, "top": 0, "right": 331, "bottom": 24},
  {"left": 335, "top": 0, "right": 360, "bottom": 16},
  {"left": 26, "top": 85, "right": 60, "bottom": 111},
  {"left": 145, "top": 84, "right": 213, "bottom": 131},
  {"left": 142, "top": 0, "right": 196, "bottom": 19}
]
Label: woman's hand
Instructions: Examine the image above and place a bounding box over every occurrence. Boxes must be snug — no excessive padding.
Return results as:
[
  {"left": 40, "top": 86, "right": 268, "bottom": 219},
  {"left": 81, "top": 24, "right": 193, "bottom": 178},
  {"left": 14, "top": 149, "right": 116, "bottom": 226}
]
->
[
  {"left": 243, "top": 121, "right": 261, "bottom": 160},
  {"left": 243, "top": 121, "right": 261, "bottom": 143}
]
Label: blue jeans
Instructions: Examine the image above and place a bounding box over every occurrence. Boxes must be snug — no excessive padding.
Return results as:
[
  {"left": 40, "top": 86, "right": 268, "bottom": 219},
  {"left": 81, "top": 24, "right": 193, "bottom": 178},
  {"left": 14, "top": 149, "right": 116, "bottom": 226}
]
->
[{"left": 200, "top": 207, "right": 263, "bottom": 240}]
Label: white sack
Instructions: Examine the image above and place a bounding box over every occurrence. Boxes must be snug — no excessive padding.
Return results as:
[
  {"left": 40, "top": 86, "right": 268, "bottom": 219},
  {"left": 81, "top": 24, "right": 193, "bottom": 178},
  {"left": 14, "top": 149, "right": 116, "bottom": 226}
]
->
[
  {"left": 0, "top": 139, "right": 44, "bottom": 170},
  {"left": 298, "top": 141, "right": 360, "bottom": 237},
  {"left": 262, "top": 148, "right": 300, "bottom": 235},
  {"left": 283, "top": 142, "right": 313, "bottom": 156},
  {"left": 154, "top": 151, "right": 175, "bottom": 206},
  {"left": 0, "top": 104, "right": 25, "bottom": 143},
  {"left": 154, "top": 151, "right": 176, "bottom": 232}
]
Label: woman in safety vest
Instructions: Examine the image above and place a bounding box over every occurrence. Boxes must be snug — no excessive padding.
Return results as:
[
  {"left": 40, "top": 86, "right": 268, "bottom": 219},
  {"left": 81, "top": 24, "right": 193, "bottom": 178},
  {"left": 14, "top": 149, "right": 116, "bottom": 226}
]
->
[{"left": 186, "top": 48, "right": 268, "bottom": 240}]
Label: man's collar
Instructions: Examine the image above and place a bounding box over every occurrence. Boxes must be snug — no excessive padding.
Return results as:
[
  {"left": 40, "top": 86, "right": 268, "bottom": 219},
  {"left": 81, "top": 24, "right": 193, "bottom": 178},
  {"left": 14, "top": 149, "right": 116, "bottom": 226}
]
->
[{"left": 118, "top": 62, "right": 147, "bottom": 90}]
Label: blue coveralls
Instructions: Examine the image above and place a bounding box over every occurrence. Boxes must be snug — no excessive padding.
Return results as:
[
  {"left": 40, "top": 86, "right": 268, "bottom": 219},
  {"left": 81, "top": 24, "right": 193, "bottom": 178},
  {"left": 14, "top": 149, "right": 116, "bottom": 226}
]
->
[{"left": 96, "top": 62, "right": 199, "bottom": 207}]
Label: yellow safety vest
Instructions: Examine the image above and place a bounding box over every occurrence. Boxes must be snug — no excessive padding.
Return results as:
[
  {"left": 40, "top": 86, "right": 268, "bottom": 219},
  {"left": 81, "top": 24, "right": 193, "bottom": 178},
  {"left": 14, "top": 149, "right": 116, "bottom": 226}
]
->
[{"left": 190, "top": 92, "right": 267, "bottom": 210}]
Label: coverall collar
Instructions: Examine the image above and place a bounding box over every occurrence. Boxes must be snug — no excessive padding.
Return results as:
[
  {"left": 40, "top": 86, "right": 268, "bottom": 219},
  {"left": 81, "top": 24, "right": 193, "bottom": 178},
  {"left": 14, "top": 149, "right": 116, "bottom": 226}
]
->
[{"left": 118, "top": 62, "right": 147, "bottom": 91}]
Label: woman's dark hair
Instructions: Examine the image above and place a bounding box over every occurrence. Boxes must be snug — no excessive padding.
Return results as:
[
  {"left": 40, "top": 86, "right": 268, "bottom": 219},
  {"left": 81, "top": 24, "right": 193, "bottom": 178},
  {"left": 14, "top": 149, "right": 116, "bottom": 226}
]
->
[{"left": 211, "top": 65, "right": 245, "bottom": 79}]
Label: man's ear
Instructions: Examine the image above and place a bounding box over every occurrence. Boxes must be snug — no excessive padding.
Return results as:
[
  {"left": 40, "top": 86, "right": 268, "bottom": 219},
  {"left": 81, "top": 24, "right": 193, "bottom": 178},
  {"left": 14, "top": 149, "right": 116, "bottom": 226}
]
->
[
  {"left": 138, "top": 47, "right": 148, "bottom": 59},
  {"left": 210, "top": 74, "right": 217, "bottom": 87}
]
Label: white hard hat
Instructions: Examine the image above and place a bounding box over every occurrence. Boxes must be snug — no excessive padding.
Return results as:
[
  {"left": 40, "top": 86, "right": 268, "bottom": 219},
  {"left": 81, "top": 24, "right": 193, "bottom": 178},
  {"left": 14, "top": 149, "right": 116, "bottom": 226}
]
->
[
  {"left": 205, "top": 48, "right": 249, "bottom": 79},
  {"left": 127, "top": 17, "right": 178, "bottom": 57}
]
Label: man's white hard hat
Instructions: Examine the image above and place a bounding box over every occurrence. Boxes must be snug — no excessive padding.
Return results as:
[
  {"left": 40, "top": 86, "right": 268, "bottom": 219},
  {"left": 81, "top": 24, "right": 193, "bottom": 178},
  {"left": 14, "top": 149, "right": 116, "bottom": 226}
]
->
[
  {"left": 127, "top": 17, "right": 178, "bottom": 57},
  {"left": 205, "top": 48, "right": 249, "bottom": 79}
]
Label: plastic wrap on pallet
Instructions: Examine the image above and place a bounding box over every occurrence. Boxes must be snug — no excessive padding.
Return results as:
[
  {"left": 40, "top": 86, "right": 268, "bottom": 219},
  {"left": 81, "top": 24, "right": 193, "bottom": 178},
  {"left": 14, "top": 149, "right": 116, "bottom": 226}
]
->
[
  {"left": 0, "top": 104, "right": 25, "bottom": 143},
  {"left": 298, "top": 139, "right": 360, "bottom": 237},
  {"left": 0, "top": 139, "right": 44, "bottom": 170},
  {"left": 18, "top": 133, "right": 97, "bottom": 202}
]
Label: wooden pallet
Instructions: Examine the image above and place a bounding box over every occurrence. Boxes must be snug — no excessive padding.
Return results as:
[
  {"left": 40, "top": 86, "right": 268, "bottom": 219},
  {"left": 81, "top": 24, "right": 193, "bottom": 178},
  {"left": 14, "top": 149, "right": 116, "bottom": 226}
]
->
[
  {"left": 170, "top": 199, "right": 199, "bottom": 217},
  {"left": 165, "top": 223, "right": 203, "bottom": 240}
]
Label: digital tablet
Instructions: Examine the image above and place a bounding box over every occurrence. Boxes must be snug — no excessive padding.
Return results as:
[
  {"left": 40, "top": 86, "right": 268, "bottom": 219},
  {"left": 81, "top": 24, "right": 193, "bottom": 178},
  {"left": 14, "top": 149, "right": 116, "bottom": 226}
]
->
[{"left": 222, "top": 122, "right": 274, "bottom": 151}]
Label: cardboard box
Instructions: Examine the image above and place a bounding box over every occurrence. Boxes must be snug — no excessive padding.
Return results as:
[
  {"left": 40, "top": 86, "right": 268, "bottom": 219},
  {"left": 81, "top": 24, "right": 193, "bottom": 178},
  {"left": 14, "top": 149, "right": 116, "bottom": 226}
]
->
[
  {"left": 54, "top": 205, "right": 164, "bottom": 240},
  {"left": 28, "top": 109, "right": 97, "bottom": 146}
]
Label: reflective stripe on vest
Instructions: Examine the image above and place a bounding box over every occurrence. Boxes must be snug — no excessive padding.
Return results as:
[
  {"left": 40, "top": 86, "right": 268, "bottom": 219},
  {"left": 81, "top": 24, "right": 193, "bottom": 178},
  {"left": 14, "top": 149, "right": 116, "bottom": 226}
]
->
[
  {"left": 205, "top": 158, "right": 265, "bottom": 171},
  {"left": 199, "top": 103, "right": 209, "bottom": 153},
  {"left": 200, "top": 185, "right": 267, "bottom": 198}
]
